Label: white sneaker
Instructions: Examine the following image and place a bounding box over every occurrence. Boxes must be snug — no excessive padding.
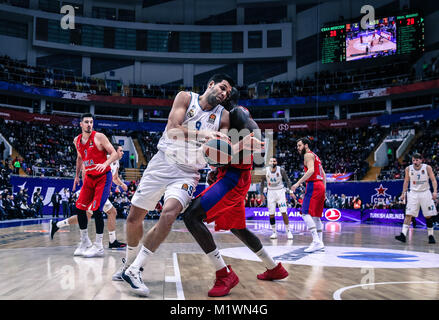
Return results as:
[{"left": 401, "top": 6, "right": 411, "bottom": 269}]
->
[
  {"left": 287, "top": 231, "right": 294, "bottom": 240},
  {"left": 83, "top": 245, "right": 104, "bottom": 258},
  {"left": 304, "top": 241, "right": 324, "bottom": 253},
  {"left": 270, "top": 232, "right": 278, "bottom": 239},
  {"left": 112, "top": 258, "right": 127, "bottom": 281},
  {"left": 122, "top": 267, "right": 150, "bottom": 297},
  {"left": 73, "top": 240, "right": 93, "bottom": 256}
]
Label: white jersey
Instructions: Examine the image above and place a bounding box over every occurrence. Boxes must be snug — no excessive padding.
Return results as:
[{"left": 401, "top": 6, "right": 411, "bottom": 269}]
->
[
  {"left": 265, "top": 166, "right": 284, "bottom": 191},
  {"left": 409, "top": 164, "right": 430, "bottom": 192},
  {"left": 157, "top": 92, "right": 224, "bottom": 172},
  {"left": 109, "top": 158, "right": 119, "bottom": 177}
]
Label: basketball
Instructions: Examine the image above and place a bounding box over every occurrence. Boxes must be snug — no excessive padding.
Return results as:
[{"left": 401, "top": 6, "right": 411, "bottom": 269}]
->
[{"left": 203, "top": 138, "right": 233, "bottom": 167}]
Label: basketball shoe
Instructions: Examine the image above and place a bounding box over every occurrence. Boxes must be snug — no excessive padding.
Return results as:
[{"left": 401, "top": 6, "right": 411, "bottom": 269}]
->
[
  {"left": 395, "top": 233, "right": 406, "bottom": 243},
  {"left": 257, "top": 262, "right": 289, "bottom": 281},
  {"left": 122, "top": 267, "right": 150, "bottom": 297},
  {"left": 304, "top": 240, "right": 324, "bottom": 253},
  {"left": 73, "top": 239, "right": 93, "bottom": 256},
  {"left": 112, "top": 258, "right": 127, "bottom": 281},
  {"left": 208, "top": 265, "right": 239, "bottom": 297},
  {"left": 109, "top": 240, "right": 127, "bottom": 249},
  {"left": 83, "top": 244, "right": 104, "bottom": 258},
  {"left": 49, "top": 219, "right": 59, "bottom": 240}
]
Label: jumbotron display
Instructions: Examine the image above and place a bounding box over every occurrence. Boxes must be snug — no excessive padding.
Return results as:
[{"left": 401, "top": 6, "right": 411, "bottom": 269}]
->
[{"left": 321, "top": 13, "right": 424, "bottom": 64}]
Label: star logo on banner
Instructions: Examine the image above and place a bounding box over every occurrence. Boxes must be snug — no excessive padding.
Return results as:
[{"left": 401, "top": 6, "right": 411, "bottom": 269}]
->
[{"left": 375, "top": 184, "right": 387, "bottom": 195}]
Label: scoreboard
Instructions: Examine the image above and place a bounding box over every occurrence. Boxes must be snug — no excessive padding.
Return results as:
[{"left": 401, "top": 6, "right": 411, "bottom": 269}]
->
[
  {"left": 321, "top": 24, "right": 346, "bottom": 64},
  {"left": 396, "top": 13, "right": 424, "bottom": 55},
  {"left": 321, "top": 12, "right": 424, "bottom": 64}
]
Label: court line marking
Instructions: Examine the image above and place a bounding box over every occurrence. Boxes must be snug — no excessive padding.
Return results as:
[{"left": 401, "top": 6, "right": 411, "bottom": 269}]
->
[
  {"left": 333, "top": 281, "right": 439, "bottom": 300},
  {"left": 164, "top": 252, "right": 185, "bottom": 300}
]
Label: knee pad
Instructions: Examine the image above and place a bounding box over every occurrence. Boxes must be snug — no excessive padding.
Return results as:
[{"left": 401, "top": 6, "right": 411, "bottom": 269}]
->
[
  {"left": 93, "top": 210, "right": 105, "bottom": 234},
  {"left": 302, "top": 214, "right": 316, "bottom": 230},
  {"left": 183, "top": 199, "right": 206, "bottom": 228},
  {"left": 426, "top": 218, "right": 433, "bottom": 228},
  {"left": 75, "top": 207, "right": 88, "bottom": 229},
  {"left": 313, "top": 217, "right": 323, "bottom": 231},
  {"left": 269, "top": 216, "right": 276, "bottom": 226}
]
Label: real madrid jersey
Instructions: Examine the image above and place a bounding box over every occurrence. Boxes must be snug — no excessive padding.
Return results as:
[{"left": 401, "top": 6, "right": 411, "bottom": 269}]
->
[
  {"left": 157, "top": 92, "right": 224, "bottom": 172},
  {"left": 409, "top": 164, "right": 430, "bottom": 192},
  {"left": 107, "top": 154, "right": 119, "bottom": 177},
  {"left": 265, "top": 166, "right": 284, "bottom": 190}
]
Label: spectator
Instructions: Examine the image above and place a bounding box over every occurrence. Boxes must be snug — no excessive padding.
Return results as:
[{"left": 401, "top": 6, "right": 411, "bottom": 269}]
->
[
  {"left": 0, "top": 194, "right": 6, "bottom": 220},
  {"left": 61, "top": 188, "right": 70, "bottom": 218},
  {"left": 13, "top": 158, "right": 20, "bottom": 174},
  {"left": 50, "top": 191, "right": 61, "bottom": 218},
  {"left": 0, "top": 141, "right": 5, "bottom": 160}
]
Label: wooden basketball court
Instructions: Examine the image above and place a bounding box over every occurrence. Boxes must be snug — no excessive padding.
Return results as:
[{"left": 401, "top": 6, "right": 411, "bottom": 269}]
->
[{"left": 0, "top": 219, "right": 438, "bottom": 300}]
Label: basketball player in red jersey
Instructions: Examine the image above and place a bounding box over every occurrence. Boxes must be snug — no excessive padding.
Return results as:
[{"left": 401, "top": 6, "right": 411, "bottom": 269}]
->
[
  {"left": 291, "top": 137, "right": 326, "bottom": 253},
  {"left": 72, "top": 113, "right": 119, "bottom": 257},
  {"left": 183, "top": 88, "right": 288, "bottom": 297}
]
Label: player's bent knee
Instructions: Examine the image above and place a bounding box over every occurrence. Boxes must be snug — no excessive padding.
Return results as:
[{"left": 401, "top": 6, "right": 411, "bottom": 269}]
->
[{"left": 127, "top": 205, "right": 148, "bottom": 224}]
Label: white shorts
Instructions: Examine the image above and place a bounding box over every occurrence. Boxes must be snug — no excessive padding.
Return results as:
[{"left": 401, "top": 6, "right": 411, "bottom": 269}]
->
[
  {"left": 131, "top": 151, "right": 200, "bottom": 212},
  {"left": 103, "top": 199, "right": 114, "bottom": 213},
  {"left": 406, "top": 190, "right": 437, "bottom": 218},
  {"left": 267, "top": 188, "right": 287, "bottom": 215}
]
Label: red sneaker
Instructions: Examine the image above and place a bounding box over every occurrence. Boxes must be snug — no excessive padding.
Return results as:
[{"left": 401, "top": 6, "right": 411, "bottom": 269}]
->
[
  {"left": 257, "top": 262, "right": 289, "bottom": 281},
  {"left": 208, "top": 265, "right": 239, "bottom": 297}
]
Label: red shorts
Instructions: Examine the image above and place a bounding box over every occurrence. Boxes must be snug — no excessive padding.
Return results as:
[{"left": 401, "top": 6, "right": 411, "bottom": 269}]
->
[
  {"left": 76, "top": 171, "right": 112, "bottom": 212},
  {"left": 301, "top": 180, "right": 325, "bottom": 218},
  {"left": 198, "top": 167, "right": 251, "bottom": 231}
]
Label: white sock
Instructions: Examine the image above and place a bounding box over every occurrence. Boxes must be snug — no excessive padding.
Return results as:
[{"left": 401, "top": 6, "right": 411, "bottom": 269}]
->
[
  {"left": 313, "top": 217, "right": 323, "bottom": 243},
  {"left": 56, "top": 219, "right": 69, "bottom": 228},
  {"left": 79, "top": 229, "right": 90, "bottom": 243},
  {"left": 402, "top": 224, "right": 409, "bottom": 236},
  {"left": 109, "top": 231, "right": 116, "bottom": 244},
  {"left": 302, "top": 214, "right": 319, "bottom": 242},
  {"left": 125, "top": 245, "right": 139, "bottom": 266},
  {"left": 271, "top": 224, "right": 276, "bottom": 232},
  {"left": 207, "top": 248, "right": 228, "bottom": 272},
  {"left": 255, "top": 247, "right": 277, "bottom": 270},
  {"left": 95, "top": 233, "right": 103, "bottom": 248},
  {"left": 285, "top": 224, "right": 290, "bottom": 233},
  {"left": 128, "top": 245, "right": 153, "bottom": 271},
  {"left": 428, "top": 228, "right": 434, "bottom": 236}
]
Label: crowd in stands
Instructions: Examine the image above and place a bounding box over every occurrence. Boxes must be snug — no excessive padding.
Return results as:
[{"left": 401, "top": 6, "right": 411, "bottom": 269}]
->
[
  {"left": 2, "top": 54, "right": 438, "bottom": 102},
  {"left": 0, "top": 56, "right": 114, "bottom": 95},
  {"left": 0, "top": 119, "right": 131, "bottom": 179}
]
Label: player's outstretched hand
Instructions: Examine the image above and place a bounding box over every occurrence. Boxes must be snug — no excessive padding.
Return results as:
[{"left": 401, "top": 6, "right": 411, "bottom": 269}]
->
[
  {"left": 95, "top": 163, "right": 107, "bottom": 173},
  {"left": 242, "top": 132, "right": 264, "bottom": 152}
]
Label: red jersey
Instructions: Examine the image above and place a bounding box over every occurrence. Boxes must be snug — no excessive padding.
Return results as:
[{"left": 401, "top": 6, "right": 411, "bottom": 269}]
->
[
  {"left": 76, "top": 131, "right": 110, "bottom": 177},
  {"left": 304, "top": 151, "right": 324, "bottom": 182}
]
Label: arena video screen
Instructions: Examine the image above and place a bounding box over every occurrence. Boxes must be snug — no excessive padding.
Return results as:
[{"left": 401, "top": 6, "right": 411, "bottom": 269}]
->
[
  {"left": 346, "top": 16, "right": 396, "bottom": 61},
  {"left": 321, "top": 13, "right": 424, "bottom": 64}
]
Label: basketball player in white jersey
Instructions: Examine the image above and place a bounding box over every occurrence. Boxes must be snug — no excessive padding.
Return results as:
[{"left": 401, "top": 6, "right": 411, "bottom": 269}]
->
[
  {"left": 114, "top": 74, "right": 233, "bottom": 296},
  {"left": 395, "top": 153, "right": 437, "bottom": 244},
  {"left": 259, "top": 158, "right": 293, "bottom": 239},
  {"left": 49, "top": 144, "right": 127, "bottom": 251}
]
